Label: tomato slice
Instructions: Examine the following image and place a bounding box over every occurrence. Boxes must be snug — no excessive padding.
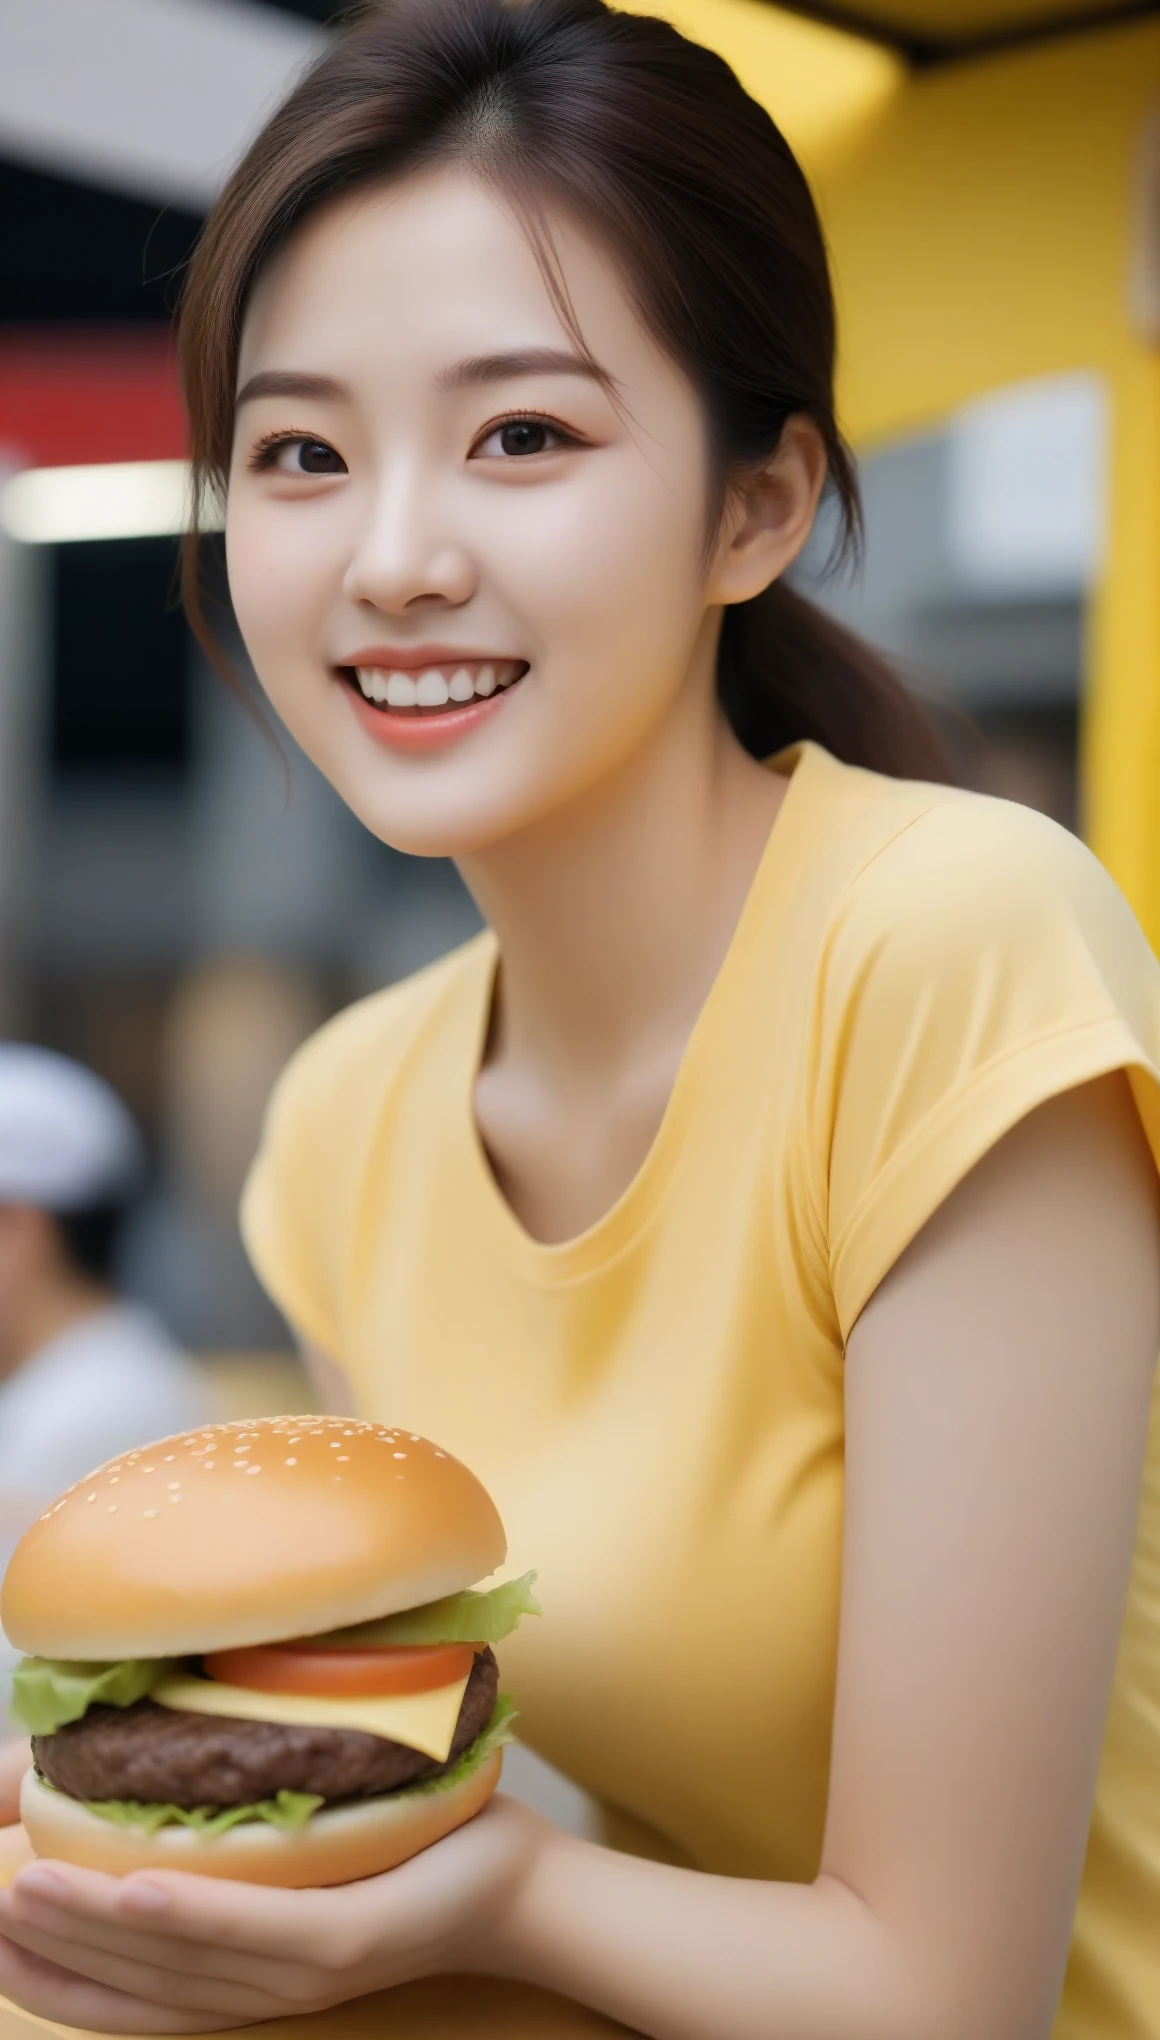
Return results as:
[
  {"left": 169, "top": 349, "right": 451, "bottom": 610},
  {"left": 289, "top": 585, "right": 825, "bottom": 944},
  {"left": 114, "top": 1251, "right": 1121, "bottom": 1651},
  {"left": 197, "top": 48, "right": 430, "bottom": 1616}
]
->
[{"left": 203, "top": 1640, "right": 476, "bottom": 1699}]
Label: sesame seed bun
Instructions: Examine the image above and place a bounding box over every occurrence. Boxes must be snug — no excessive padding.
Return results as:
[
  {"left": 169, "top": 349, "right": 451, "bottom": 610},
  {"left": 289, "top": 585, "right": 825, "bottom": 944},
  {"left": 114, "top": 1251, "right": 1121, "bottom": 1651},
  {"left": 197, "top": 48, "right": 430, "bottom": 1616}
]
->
[
  {"left": 1, "top": 1417, "right": 507, "bottom": 1659},
  {"left": 19, "top": 1753, "right": 503, "bottom": 1888}
]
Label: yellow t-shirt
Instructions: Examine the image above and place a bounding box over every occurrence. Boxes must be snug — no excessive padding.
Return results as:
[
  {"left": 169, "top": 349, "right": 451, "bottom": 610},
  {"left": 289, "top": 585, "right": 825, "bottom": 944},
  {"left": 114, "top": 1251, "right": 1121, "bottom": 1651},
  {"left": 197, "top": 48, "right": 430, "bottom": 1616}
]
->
[{"left": 243, "top": 741, "right": 1160, "bottom": 2040}]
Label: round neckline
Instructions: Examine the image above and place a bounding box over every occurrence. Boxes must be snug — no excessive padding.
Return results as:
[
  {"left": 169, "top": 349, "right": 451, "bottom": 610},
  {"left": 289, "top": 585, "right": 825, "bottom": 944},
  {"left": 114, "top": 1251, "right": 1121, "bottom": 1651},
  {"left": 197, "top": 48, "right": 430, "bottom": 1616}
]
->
[{"left": 457, "top": 742, "right": 823, "bottom": 1285}]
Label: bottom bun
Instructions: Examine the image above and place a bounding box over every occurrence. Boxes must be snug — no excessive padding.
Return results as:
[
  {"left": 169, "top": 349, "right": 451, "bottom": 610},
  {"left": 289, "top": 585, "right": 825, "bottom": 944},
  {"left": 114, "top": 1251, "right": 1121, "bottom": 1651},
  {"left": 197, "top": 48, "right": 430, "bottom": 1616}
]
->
[{"left": 20, "top": 1751, "right": 502, "bottom": 1887}]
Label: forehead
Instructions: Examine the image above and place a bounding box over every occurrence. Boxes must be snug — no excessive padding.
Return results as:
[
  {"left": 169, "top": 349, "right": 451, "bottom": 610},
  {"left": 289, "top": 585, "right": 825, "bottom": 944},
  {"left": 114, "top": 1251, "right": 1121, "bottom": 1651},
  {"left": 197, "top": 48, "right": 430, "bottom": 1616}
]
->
[{"left": 237, "top": 166, "right": 647, "bottom": 389}]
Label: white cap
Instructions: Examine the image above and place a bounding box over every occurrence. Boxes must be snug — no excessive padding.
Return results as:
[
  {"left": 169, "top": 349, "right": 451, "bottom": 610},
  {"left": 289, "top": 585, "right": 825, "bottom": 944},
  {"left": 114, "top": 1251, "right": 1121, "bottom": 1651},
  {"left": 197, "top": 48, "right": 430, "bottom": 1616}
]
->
[{"left": 0, "top": 1046, "right": 145, "bottom": 1212}]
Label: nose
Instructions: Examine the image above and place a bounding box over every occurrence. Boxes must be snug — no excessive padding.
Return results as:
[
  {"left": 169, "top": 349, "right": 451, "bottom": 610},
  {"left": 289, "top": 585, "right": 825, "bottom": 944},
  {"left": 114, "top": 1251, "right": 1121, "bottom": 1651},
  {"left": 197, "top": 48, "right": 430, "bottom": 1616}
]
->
[{"left": 342, "top": 461, "right": 476, "bottom": 615}]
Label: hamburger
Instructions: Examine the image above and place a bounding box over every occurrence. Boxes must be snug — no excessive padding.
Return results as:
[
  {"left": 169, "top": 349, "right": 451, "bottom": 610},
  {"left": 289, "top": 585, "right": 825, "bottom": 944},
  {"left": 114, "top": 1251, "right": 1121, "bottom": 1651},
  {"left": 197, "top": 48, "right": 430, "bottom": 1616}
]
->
[{"left": 1, "top": 1416, "right": 538, "bottom": 1886}]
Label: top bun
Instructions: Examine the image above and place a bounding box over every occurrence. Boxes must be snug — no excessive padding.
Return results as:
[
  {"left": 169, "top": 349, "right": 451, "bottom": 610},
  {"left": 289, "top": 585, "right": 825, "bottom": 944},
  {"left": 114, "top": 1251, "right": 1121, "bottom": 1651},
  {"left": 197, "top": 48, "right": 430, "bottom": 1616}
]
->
[{"left": 2, "top": 1417, "right": 506, "bottom": 1659}]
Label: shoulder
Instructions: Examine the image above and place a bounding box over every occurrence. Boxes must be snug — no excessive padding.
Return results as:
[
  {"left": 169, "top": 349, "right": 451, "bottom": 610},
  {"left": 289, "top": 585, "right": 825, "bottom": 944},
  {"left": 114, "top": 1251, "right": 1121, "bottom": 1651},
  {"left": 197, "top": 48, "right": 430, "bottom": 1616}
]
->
[
  {"left": 822, "top": 772, "right": 1154, "bottom": 1004},
  {"left": 263, "top": 932, "right": 496, "bottom": 1145}
]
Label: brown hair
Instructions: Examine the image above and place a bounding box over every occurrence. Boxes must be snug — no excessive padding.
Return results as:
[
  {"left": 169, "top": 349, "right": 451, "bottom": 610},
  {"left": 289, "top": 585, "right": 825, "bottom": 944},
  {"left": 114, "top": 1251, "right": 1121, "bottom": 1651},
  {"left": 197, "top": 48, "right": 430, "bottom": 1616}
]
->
[{"left": 178, "top": 0, "right": 948, "bottom": 781}]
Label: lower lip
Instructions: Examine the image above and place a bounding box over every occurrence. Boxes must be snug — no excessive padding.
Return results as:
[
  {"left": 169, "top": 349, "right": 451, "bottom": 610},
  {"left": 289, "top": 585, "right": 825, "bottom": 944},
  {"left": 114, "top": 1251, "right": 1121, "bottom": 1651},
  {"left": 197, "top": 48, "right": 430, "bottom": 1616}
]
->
[{"left": 340, "top": 676, "right": 517, "bottom": 752}]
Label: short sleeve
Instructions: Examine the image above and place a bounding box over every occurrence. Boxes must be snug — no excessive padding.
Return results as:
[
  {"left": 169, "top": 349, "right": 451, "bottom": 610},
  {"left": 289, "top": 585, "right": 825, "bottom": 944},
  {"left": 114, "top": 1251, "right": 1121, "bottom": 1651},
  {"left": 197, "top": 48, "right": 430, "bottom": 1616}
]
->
[
  {"left": 819, "top": 797, "right": 1160, "bottom": 1340},
  {"left": 240, "top": 1036, "right": 343, "bottom": 1359}
]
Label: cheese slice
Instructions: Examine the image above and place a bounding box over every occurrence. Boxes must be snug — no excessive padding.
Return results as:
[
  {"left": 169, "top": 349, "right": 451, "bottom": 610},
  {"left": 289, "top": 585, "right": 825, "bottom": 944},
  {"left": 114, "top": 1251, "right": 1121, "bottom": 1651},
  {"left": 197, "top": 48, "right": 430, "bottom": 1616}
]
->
[{"left": 151, "top": 1672, "right": 471, "bottom": 1764}]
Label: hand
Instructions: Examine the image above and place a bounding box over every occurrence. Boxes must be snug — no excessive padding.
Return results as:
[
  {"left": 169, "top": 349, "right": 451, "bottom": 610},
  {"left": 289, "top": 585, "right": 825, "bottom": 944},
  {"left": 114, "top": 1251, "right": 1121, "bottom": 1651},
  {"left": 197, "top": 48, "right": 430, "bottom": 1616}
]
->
[{"left": 0, "top": 1794, "right": 546, "bottom": 2033}]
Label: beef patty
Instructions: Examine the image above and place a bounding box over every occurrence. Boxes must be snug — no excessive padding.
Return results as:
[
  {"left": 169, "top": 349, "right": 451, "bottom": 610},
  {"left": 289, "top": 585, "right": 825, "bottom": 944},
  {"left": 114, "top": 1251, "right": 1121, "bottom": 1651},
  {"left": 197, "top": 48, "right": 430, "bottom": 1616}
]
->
[{"left": 33, "top": 1647, "right": 498, "bottom": 1809}]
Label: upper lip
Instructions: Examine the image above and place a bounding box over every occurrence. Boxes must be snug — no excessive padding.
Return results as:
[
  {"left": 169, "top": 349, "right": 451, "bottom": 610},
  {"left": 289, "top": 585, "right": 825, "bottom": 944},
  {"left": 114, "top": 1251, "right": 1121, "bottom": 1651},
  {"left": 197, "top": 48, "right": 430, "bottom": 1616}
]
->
[{"left": 338, "top": 646, "right": 524, "bottom": 672}]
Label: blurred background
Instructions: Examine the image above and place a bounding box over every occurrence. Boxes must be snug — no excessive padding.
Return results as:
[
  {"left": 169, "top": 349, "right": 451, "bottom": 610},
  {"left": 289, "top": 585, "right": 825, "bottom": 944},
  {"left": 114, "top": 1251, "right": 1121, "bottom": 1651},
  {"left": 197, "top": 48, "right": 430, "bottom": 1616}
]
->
[{"left": 0, "top": 0, "right": 1153, "bottom": 1398}]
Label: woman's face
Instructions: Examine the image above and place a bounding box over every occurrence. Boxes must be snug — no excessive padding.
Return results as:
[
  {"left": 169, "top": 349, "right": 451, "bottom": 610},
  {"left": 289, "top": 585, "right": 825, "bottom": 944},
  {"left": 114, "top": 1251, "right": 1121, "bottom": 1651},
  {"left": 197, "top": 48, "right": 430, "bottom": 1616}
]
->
[{"left": 227, "top": 168, "right": 770, "bottom": 857}]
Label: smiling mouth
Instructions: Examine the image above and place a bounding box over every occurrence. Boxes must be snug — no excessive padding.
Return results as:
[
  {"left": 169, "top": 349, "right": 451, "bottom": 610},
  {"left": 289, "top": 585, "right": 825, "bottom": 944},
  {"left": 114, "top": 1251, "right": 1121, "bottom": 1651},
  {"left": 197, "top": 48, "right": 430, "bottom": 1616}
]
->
[{"left": 341, "top": 660, "right": 527, "bottom": 714}]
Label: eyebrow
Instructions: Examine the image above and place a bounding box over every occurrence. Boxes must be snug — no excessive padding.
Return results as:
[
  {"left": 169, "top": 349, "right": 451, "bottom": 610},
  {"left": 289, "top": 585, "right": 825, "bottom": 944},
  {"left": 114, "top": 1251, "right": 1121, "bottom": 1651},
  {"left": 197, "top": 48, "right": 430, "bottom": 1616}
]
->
[{"left": 235, "top": 371, "right": 350, "bottom": 408}]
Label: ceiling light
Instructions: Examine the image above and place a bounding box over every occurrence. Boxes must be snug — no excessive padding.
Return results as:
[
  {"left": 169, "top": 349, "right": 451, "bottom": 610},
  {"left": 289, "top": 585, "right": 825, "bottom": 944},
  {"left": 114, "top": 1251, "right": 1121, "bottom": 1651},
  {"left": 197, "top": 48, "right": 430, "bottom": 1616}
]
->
[{"left": 0, "top": 460, "right": 223, "bottom": 544}]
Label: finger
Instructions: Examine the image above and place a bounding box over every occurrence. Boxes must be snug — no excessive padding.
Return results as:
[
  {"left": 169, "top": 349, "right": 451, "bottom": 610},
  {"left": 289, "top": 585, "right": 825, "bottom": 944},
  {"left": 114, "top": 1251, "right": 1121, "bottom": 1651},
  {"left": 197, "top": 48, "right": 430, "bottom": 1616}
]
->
[
  {"left": 0, "top": 1914, "right": 285, "bottom": 2022},
  {"left": 12, "top": 1858, "right": 363, "bottom": 1965},
  {"left": 0, "top": 1932, "right": 236, "bottom": 2034},
  {"left": 0, "top": 1885, "right": 320, "bottom": 2000}
]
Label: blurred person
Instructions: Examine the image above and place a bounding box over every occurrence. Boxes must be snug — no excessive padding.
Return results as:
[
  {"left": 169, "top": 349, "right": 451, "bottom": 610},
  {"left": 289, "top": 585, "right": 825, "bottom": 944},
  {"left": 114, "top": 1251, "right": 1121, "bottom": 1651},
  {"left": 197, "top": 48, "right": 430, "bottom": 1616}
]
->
[
  {"left": 119, "top": 955, "right": 327, "bottom": 1351},
  {"left": 0, "top": 1046, "right": 216, "bottom": 1734}
]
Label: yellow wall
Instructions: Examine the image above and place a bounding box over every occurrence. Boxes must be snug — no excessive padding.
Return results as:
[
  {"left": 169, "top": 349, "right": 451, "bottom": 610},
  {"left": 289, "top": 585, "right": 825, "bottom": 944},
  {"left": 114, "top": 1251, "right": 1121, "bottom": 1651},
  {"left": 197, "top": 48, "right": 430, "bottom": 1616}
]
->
[
  {"left": 626, "top": 2, "right": 1160, "bottom": 941},
  {"left": 811, "top": 20, "right": 1160, "bottom": 932}
]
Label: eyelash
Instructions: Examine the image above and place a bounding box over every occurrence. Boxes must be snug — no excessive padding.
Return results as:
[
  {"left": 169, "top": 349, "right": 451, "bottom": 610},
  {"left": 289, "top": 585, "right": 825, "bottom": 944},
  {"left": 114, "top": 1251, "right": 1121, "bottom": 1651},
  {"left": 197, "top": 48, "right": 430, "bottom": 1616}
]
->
[
  {"left": 245, "top": 409, "right": 583, "bottom": 472},
  {"left": 472, "top": 409, "right": 582, "bottom": 456},
  {"left": 247, "top": 428, "right": 324, "bottom": 472}
]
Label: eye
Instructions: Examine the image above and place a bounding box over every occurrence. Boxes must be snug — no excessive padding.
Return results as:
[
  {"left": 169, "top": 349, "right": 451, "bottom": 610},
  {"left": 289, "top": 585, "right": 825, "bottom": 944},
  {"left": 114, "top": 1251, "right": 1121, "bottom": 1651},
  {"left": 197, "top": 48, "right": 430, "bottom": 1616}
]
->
[
  {"left": 473, "top": 415, "right": 573, "bottom": 459},
  {"left": 250, "top": 433, "right": 347, "bottom": 476}
]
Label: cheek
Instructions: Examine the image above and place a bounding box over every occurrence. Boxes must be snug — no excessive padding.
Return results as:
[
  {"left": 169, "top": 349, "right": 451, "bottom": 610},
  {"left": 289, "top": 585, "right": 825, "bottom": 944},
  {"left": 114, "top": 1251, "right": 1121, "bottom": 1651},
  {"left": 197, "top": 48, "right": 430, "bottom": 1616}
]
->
[
  {"left": 224, "top": 504, "right": 335, "bottom": 685},
  {"left": 499, "top": 456, "right": 709, "bottom": 689}
]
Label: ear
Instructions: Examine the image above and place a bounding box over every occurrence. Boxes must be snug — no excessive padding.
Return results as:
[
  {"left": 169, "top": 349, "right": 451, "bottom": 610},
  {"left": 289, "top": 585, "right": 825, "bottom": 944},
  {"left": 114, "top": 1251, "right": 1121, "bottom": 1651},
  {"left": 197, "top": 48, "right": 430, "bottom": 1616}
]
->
[{"left": 706, "top": 415, "right": 829, "bottom": 607}]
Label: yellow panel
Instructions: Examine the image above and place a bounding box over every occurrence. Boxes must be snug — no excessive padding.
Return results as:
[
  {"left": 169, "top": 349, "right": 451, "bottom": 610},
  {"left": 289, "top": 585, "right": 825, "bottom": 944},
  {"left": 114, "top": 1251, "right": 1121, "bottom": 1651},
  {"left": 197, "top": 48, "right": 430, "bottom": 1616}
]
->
[
  {"left": 830, "top": 0, "right": 1144, "bottom": 40},
  {"left": 615, "top": 0, "right": 902, "bottom": 169},
  {"left": 802, "top": 19, "right": 1160, "bottom": 934}
]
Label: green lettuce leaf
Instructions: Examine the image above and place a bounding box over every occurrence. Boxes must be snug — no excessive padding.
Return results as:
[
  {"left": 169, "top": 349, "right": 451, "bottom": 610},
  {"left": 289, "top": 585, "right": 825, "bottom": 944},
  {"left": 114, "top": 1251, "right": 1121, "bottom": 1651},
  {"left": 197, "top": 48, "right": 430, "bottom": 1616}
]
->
[
  {"left": 40, "top": 1784, "right": 325, "bottom": 1839},
  {"left": 317, "top": 1572, "right": 541, "bottom": 1648},
  {"left": 11, "top": 1657, "right": 176, "bottom": 1736},
  {"left": 57, "top": 1695, "right": 519, "bottom": 1834},
  {"left": 412, "top": 1691, "right": 518, "bottom": 1796}
]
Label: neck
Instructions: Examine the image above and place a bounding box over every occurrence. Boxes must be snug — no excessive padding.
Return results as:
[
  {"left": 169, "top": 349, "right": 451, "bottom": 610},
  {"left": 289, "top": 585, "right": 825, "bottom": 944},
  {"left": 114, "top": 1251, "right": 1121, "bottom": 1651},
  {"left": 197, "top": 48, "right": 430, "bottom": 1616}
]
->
[
  {"left": 459, "top": 673, "right": 788, "bottom": 1090},
  {"left": 0, "top": 1274, "right": 113, "bottom": 1385}
]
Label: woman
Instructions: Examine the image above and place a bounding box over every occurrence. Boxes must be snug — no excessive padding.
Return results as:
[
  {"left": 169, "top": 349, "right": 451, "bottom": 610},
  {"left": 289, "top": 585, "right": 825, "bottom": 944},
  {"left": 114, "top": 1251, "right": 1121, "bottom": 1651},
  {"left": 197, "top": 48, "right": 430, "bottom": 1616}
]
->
[{"left": 1, "top": 2, "right": 1159, "bottom": 2034}]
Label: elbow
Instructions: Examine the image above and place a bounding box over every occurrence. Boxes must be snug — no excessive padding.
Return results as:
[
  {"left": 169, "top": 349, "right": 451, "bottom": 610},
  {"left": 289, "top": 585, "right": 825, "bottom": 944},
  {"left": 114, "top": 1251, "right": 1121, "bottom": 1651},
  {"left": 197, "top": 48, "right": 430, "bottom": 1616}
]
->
[{"left": 813, "top": 1874, "right": 1062, "bottom": 2040}]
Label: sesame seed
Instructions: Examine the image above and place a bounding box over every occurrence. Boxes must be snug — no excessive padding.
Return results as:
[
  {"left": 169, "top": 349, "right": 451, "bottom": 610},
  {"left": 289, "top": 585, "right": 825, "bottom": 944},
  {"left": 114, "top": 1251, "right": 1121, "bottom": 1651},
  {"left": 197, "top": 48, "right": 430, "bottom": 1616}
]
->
[
  {"left": 246, "top": 1465, "right": 261, "bottom": 1475},
  {"left": 107, "top": 1505, "right": 118, "bottom": 1514},
  {"left": 393, "top": 1451, "right": 407, "bottom": 1460},
  {"left": 434, "top": 1451, "right": 446, "bottom": 1458},
  {"left": 166, "top": 1482, "right": 180, "bottom": 1491},
  {"left": 329, "top": 1441, "right": 342, "bottom": 1450},
  {"left": 285, "top": 1457, "right": 297, "bottom": 1466},
  {"left": 204, "top": 1461, "right": 215, "bottom": 1469},
  {"left": 163, "top": 1455, "right": 175, "bottom": 1463},
  {"left": 336, "top": 1455, "right": 350, "bottom": 1463},
  {"left": 109, "top": 1476, "right": 119, "bottom": 1485},
  {"left": 169, "top": 1494, "right": 181, "bottom": 1503},
  {"left": 143, "top": 1466, "right": 154, "bottom": 1473},
  {"left": 144, "top": 1509, "right": 157, "bottom": 1520},
  {"left": 86, "top": 1493, "right": 96, "bottom": 1503}
]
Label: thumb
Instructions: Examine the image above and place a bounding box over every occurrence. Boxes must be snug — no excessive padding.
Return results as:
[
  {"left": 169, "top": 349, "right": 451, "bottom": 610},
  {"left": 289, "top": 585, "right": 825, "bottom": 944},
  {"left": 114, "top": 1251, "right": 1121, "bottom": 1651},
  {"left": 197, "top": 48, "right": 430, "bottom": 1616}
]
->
[{"left": 0, "top": 1740, "right": 30, "bottom": 1827}]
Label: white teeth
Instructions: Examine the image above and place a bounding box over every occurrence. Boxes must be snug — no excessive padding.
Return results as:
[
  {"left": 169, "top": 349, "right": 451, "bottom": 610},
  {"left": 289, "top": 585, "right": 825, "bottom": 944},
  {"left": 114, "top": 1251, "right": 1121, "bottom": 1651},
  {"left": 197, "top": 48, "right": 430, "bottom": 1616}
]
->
[
  {"left": 416, "top": 668, "right": 450, "bottom": 707},
  {"left": 356, "top": 662, "right": 520, "bottom": 709}
]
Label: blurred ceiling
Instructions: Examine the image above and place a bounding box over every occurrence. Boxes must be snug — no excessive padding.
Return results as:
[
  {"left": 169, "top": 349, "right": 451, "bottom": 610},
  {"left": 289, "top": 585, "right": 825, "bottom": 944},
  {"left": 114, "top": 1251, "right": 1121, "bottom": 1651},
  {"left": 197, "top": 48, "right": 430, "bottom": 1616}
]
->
[
  {"left": 253, "top": 0, "right": 1160, "bottom": 57},
  {"left": 784, "top": 0, "right": 1157, "bottom": 60}
]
